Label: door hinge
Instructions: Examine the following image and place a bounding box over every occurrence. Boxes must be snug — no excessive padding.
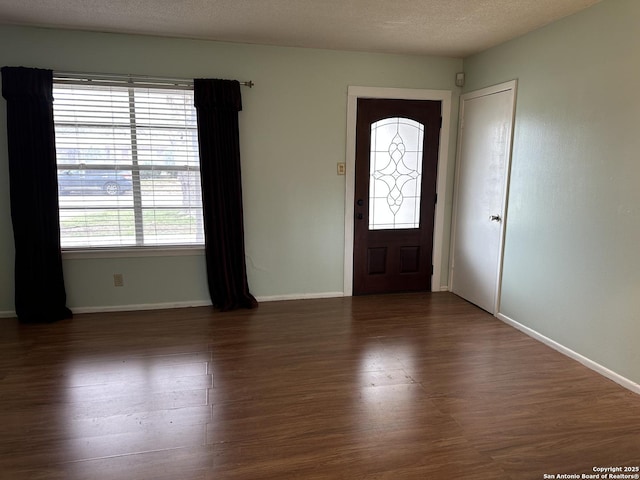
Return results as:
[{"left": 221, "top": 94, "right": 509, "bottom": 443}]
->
[
  {"left": 431, "top": 265, "right": 434, "bottom": 275},
  {"left": 434, "top": 193, "right": 438, "bottom": 204},
  {"left": 439, "top": 116, "right": 443, "bottom": 129}
]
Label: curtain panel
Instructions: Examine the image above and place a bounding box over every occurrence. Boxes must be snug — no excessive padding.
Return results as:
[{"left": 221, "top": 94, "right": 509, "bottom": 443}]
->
[
  {"left": 1, "top": 66, "right": 72, "bottom": 323},
  {"left": 194, "top": 79, "right": 257, "bottom": 311}
]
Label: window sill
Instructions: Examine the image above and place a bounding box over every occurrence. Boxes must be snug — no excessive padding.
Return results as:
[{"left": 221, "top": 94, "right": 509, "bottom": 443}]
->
[{"left": 61, "top": 245, "right": 205, "bottom": 260}]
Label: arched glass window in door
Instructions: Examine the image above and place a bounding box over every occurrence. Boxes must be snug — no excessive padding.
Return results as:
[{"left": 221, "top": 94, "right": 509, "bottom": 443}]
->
[{"left": 369, "top": 117, "right": 424, "bottom": 230}]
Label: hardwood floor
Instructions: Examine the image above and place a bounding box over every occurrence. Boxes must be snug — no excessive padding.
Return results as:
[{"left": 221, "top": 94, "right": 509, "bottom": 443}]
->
[{"left": 1, "top": 293, "right": 639, "bottom": 479}]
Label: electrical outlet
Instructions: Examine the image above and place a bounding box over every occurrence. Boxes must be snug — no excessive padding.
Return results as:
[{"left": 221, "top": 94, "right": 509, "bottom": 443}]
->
[
  {"left": 113, "top": 273, "right": 124, "bottom": 287},
  {"left": 337, "top": 162, "right": 346, "bottom": 175}
]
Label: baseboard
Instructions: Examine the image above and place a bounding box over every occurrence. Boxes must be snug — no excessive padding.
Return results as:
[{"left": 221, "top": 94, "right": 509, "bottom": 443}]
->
[
  {"left": 256, "top": 292, "right": 345, "bottom": 302},
  {"left": 71, "top": 300, "right": 212, "bottom": 314},
  {"left": 71, "top": 292, "right": 346, "bottom": 313},
  {"left": 496, "top": 312, "right": 640, "bottom": 396},
  {"left": 439, "top": 285, "right": 449, "bottom": 292},
  {"left": 1, "top": 293, "right": 346, "bottom": 318}
]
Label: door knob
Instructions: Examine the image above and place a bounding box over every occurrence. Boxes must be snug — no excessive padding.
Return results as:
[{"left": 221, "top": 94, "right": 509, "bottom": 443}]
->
[
  {"left": 489, "top": 214, "right": 501, "bottom": 222},
  {"left": 356, "top": 199, "right": 364, "bottom": 206}
]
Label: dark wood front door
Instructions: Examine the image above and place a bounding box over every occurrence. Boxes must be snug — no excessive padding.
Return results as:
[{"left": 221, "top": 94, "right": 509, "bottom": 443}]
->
[{"left": 353, "top": 98, "right": 441, "bottom": 295}]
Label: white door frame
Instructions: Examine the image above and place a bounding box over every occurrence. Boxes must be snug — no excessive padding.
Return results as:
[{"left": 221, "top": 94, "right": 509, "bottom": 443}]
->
[
  {"left": 449, "top": 80, "right": 517, "bottom": 314},
  {"left": 343, "top": 86, "right": 452, "bottom": 296}
]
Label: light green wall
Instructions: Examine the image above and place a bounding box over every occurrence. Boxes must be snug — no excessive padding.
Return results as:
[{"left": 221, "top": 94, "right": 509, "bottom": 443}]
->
[
  {"left": 463, "top": 0, "right": 640, "bottom": 384},
  {"left": 0, "top": 25, "right": 461, "bottom": 312}
]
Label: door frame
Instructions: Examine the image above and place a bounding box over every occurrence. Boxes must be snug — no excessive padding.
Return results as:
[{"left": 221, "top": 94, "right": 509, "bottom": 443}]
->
[
  {"left": 448, "top": 80, "right": 517, "bottom": 314},
  {"left": 343, "top": 86, "right": 452, "bottom": 296}
]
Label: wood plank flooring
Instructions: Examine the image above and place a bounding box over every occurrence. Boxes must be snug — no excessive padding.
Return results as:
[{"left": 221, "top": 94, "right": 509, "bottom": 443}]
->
[{"left": 0, "top": 293, "right": 639, "bottom": 479}]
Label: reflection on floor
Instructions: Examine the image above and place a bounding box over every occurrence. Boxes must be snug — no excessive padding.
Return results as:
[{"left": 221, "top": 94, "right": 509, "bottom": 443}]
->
[{"left": 1, "top": 292, "right": 639, "bottom": 479}]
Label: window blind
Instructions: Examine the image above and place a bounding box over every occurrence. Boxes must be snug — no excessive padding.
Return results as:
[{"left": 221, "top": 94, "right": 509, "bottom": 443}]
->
[{"left": 53, "top": 73, "right": 204, "bottom": 249}]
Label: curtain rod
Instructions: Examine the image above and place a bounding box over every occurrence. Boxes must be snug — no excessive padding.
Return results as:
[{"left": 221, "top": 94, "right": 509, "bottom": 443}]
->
[{"left": 53, "top": 71, "right": 254, "bottom": 88}]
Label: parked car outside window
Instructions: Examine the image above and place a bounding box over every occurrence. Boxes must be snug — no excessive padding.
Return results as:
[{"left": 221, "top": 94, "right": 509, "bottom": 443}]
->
[{"left": 57, "top": 169, "right": 133, "bottom": 196}]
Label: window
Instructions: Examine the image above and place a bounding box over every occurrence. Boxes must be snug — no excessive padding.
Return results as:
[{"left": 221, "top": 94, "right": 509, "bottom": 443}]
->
[
  {"left": 369, "top": 117, "right": 424, "bottom": 230},
  {"left": 53, "top": 73, "right": 204, "bottom": 249}
]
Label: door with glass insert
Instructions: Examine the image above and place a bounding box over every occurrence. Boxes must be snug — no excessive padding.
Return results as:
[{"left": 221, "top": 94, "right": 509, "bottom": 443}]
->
[{"left": 353, "top": 98, "right": 441, "bottom": 295}]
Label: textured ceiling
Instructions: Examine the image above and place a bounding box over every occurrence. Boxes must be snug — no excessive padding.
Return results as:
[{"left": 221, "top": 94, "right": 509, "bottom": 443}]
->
[{"left": 0, "top": 0, "right": 602, "bottom": 57}]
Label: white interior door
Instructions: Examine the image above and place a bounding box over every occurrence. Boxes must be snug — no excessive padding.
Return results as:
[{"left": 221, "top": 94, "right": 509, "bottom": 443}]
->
[{"left": 450, "top": 81, "right": 517, "bottom": 314}]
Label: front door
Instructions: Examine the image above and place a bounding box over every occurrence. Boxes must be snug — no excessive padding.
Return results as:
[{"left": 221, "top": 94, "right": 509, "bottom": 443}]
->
[{"left": 353, "top": 98, "right": 441, "bottom": 295}]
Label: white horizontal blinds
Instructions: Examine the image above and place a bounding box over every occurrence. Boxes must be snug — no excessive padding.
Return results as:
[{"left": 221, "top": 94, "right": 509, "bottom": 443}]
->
[{"left": 53, "top": 73, "right": 204, "bottom": 248}]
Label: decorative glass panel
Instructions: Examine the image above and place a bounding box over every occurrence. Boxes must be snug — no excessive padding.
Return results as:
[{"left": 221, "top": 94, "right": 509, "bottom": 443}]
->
[{"left": 369, "top": 117, "right": 424, "bottom": 230}]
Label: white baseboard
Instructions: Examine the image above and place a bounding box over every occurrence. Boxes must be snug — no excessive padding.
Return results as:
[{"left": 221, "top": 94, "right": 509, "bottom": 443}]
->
[
  {"left": 71, "top": 300, "right": 212, "bottom": 314},
  {"left": 439, "top": 285, "right": 449, "bottom": 292},
  {"left": 496, "top": 312, "right": 640, "bottom": 396},
  {"left": 66, "top": 292, "right": 346, "bottom": 314},
  {"left": 0, "top": 293, "right": 346, "bottom": 318},
  {"left": 1, "top": 302, "right": 212, "bottom": 318},
  {"left": 256, "top": 292, "right": 345, "bottom": 302},
  {"left": 78, "top": 292, "right": 348, "bottom": 313}
]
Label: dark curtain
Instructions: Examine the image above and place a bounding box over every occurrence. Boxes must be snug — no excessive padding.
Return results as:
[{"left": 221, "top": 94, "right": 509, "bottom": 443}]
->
[
  {"left": 194, "top": 79, "right": 257, "bottom": 311},
  {"left": 1, "top": 66, "right": 72, "bottom": 323}
]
